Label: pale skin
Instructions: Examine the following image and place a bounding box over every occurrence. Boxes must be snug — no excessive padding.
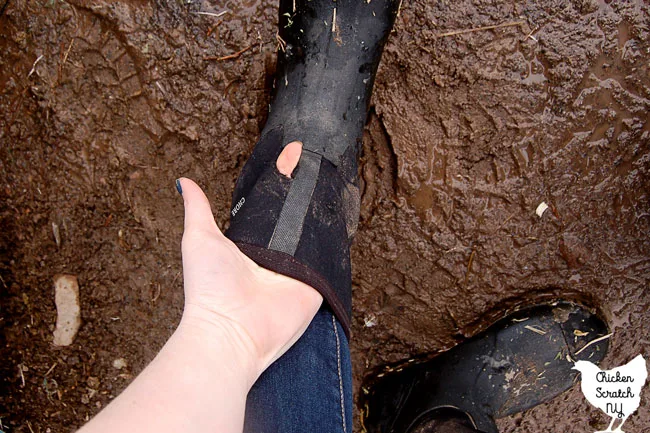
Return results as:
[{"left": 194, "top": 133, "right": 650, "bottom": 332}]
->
[{"left": 78, "top": 142, "right": 318, "bottom": 433}]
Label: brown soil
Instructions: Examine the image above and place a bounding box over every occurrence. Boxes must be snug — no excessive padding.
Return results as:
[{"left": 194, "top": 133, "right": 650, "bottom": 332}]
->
[{"left": 1, "top": 0, "right": 648, "bottom": 432}]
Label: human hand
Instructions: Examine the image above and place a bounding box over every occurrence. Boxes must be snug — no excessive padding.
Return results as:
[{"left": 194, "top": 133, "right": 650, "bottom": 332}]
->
[{"left": 176, "top": 178, "right": 323, "bottom": 383}]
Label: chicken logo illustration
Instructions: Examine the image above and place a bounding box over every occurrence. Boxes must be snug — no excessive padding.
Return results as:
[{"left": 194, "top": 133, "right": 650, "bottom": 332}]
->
[{"left": 573, "top": 354, "right": 647, "bottom": 432}]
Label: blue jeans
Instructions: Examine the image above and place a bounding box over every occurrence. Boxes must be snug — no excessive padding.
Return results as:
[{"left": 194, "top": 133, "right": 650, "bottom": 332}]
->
[{"left": 243, "top": 307, "right": 353, "bottom": 433}]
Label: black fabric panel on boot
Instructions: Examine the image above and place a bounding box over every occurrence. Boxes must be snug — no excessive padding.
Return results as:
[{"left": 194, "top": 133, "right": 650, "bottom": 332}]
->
[
  {"left": 225, "top": 0, "right": 399, "bottom": 337},
  {"left": 292, "top": 155, "right": 353, "bottom": 329},
  {"left": 227, "top": 133, "right": 353, "bottom": 335},
  {"left": 226, "top": 128, "right": 291, "bottom": 246}
]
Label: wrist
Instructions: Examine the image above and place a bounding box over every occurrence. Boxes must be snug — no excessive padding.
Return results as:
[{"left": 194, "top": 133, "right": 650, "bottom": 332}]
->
[{"left": 177, "top": 304, "right": 262, "bottom": 388}]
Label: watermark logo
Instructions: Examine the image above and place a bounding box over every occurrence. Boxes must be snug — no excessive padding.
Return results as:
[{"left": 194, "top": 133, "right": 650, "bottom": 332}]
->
[{"left": 573, "top": 354, "right": 647, "bottom": 432}]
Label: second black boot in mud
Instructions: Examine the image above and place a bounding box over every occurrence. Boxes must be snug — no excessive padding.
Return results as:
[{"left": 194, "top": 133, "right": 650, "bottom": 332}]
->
[{"left": 360, "top": 302, "right": 610, "bottom": 433}]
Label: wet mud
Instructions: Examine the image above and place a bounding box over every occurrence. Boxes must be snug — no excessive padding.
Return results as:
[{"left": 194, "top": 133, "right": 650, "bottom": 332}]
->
[{"left": 1, "top": 0, "right": 649, "bottom": 432}]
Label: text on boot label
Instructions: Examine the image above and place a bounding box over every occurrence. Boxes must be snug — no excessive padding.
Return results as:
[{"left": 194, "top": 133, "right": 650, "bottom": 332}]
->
[{"left": 231, "top": 197, "right": 245, "bottom": 217}]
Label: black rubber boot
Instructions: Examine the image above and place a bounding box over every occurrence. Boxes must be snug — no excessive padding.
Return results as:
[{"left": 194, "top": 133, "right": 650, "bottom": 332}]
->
[
  {"left": 225, "top": 0, "right": 399, "bottom": 336},
  {"left": 360, "top": 302, "right": 610, "bottom": 433},
  {"left": 408, "top": 408, "right": 479, "bottom": 433}
]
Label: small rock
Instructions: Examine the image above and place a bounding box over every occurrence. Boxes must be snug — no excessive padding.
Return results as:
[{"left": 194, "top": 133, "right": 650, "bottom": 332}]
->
[
  {"left": 535, "top": 202, "right": 549, "bottom": 218},
  {"left": 52, "top": 274, "right": 81, "bottom": 346},
  {"left": 66, "top": 355, "right": 80, "bottom": 366},
  {"left": 363, "top": 313, "right": 378, "bottom": 328},
  {"left": 52, "top": 221, "right": 61, "bottom": 247},
  {"left": 112, "top": 358, "right": 128, "bottom": 370},
  {"left": 87, "top": 376, "right": 100, "bottom": 389}
]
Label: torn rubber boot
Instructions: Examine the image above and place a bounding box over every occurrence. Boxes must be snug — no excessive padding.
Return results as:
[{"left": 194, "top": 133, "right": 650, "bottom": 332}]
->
[
  {"left": 360, "top": 302, "right": 610, "bottom": 433},
  {"left": 225, "top": 0, "right": 399, "bottom": 337}
]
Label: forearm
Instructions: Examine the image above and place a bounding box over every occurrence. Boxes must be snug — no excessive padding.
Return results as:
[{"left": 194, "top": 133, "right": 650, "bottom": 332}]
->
[
  {"left": 78, "top": 310, "right": 258, "bottom": 433},
  {"left": 77, "top": 176, "right": 323, "bottom": 433}
]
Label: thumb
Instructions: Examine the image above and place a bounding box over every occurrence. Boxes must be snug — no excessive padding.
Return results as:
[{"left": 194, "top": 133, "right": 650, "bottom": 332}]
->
[{"left": 176, "top": 178, "right": 221, "bottom": 235}]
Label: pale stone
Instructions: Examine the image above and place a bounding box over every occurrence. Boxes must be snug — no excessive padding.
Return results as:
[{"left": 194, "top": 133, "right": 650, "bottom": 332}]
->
[
  {"left": 112, "top": 358, "right": 128, "bottom": 370},
  {"left": 52, "top": 274, "right": 81, "bottom": 346},
  {"left": 535, "top": 202, "right": 549, "bottom": 218}
]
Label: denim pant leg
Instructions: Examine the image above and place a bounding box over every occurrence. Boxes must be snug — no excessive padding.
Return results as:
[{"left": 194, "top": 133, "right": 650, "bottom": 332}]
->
[{"left": 243, "top": 307, "right": 353, "bottom": 433}]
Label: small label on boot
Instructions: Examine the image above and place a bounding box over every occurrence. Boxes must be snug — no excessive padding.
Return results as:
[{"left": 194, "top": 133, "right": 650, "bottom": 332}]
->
[{"left": 231, "top": 197, "right": 245, "bottom": 217}]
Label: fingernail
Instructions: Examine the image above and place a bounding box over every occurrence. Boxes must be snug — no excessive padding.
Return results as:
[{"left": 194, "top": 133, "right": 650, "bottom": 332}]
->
[{"left": 175, "top": 179, "right": 183, "bottom": 195}]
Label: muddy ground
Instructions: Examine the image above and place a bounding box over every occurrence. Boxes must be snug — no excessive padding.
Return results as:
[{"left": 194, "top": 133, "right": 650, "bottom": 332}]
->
[{"left": 1, "top": 0, "right": 649, "bottom": 432}]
